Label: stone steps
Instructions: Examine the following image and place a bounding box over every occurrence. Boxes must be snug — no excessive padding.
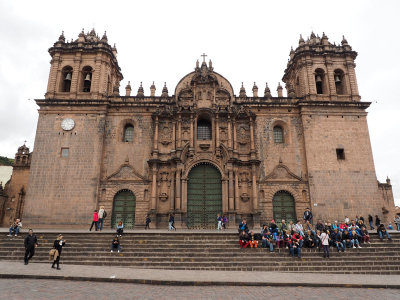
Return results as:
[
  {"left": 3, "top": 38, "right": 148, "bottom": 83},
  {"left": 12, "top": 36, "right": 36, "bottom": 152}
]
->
[{"left": 1, "top": 232, "right": 399, "bottom": 274}]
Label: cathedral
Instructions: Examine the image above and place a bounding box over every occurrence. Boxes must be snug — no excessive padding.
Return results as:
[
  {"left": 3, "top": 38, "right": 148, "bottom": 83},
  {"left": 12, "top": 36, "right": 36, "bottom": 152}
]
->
[{"left": 2, "top": 29, "right": 395, "bottom": 229}]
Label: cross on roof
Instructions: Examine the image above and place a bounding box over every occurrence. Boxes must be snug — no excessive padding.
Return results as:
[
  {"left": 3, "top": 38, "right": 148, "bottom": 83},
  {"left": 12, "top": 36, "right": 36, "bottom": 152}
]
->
[
  {"left": 201, "top": 53, "right": 207, "bottom": 63},
  {"left": 23, "top": 140, "right": 27, "bottom": 145}
]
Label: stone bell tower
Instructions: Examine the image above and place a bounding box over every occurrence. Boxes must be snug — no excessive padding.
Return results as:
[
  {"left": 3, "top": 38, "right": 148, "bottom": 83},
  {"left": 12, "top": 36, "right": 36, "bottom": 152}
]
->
[
  {"left": 282, "top": 32, "right": 360, "bottom": 101},
  {"left": 45, "top": 29, "right": 123, "bottom": 100}
]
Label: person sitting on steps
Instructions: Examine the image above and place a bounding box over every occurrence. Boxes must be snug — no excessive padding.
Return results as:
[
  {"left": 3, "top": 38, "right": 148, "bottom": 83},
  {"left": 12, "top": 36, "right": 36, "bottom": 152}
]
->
[
  {"left": 239, "top": 230, "right": 250, "bottom": 248},
  {"left": 116, "top": 221, "right": 124, "bottom": 237},
  {"left": 249, "top": 231, "right": 259, "bottom": 248},
  {"left": 377, "top": 223, "right": 392, "bottom": 241},
  {"left": 261, "top": 229, "right": 274, "bottom": 252},
  {"left": 8, "top": 218, "right": 22, "bottom": 237},
  {"left": 238, "top": 219, "right": 249, "bottom": 234},
  {"left": 111, "top": 236, "right": 121, "bottom": 253}
]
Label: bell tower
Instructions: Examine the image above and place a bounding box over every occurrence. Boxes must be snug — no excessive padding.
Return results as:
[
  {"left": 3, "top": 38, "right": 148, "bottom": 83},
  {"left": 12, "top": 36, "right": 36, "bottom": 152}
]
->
[
  {"left": 282, "top": 32, "right": 360, "bottom": 101},
  {"left": 45, "top": 29, "right": 123, "bottom": 100}
]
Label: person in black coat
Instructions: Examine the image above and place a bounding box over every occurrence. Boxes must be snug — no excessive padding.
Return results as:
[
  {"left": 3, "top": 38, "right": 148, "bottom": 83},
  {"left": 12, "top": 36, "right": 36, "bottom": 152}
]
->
[
  {"left": 24, "top": 229, "right": 38, "bottom": 265},
  {"left": 145, "top": 215, "right": 151, "bottom": 230},
  {"left": 238, "top": 219, "right": 249, "bottom": 234},
  {"left": 52, "top": 234, "right": 67, "bottom": 270},
  {"left": 303, "top": 208, "right": 313, "bottom": 223},
  {"left": 368, "top": 214, "right": 374, "bottom": 230}
]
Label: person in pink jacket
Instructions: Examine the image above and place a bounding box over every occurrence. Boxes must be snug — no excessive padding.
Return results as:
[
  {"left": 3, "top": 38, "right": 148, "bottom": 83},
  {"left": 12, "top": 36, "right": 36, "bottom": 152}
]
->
[{"left": 89, "top": 210, "right": 99, "bottom": 231}]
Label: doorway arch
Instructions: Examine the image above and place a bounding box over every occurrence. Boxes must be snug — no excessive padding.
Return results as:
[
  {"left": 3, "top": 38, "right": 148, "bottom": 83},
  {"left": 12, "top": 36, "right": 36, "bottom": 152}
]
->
[
  {"left": 187, "top": 163, "right": 222, "bottom": 228},
  {"left": 111, "top": 189, "right": 136, "bottom": 229},
  {"left": 272, "top": 190, "right": 297, "bottom": 223}
]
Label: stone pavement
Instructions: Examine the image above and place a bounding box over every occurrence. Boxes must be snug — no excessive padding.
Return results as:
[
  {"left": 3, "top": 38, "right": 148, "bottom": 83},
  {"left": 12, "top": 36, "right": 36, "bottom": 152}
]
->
[
  {"left": 1, "top": 279, "right": 400, "bottom": 300},
  {"left": 0, "top": 261, "right": 399, "bottom": 288}
]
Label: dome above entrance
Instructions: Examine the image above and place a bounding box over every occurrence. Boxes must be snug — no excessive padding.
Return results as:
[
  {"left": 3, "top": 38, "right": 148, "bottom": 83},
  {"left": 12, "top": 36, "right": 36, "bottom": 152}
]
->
[{"left": 174, "top": 58, "right": 234, "bottom": 108}]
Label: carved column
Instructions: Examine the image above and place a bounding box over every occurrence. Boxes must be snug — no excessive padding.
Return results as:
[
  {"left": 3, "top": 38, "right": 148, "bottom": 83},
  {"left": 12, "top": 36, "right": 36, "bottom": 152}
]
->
[
  {"left": 169, "top": 174, "right": 175, "bottom": 210},
  {"left": 190, "top": 115, "right": 194, "bottom": 148},
  {"left": 172, "top": 121, "right": 176, "bottom": 150},
  {"left": 228, "top": 170, "right": 234, "bottom": 211},
  {"left": 233, "top": 120, "right": 237, "bottom": 151},
  {"left": 222, "top": 179, "right": 228, "bottom": 212},
  {"left": 215, "top": 115, "right": 219, "bottom": 148},
  {"left": 175, "top": 167, "right": 181, "bottom": 210},
  {"left": 153, "top": 116, "right": 159, "bottom": 152},
  {"left": 249, "top": 117, "right": 255, "bottom": 152},
  {"left": 177, "top": 115, "right": 182, "bottom": 148},
  {"left": 227, "top": 116, "right": 232, "bottom": 149},
  {"left": 151, "top": 167, "right": 157, "bottom": 210},
  {"left": 234, "top": 170, "right": 240, "bottom": 211},
  {"left": 182, "top": 179, "right": 187, "bottom": 212},
  {"left": 251, "top": 164, "right": 258, "bottom": 211}
]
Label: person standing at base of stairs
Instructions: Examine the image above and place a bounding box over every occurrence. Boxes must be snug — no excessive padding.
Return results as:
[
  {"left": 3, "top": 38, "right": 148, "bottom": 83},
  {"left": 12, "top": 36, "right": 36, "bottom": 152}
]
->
[
  {"left": 89, "top": 210, "right": 99, "bottom": 231},
  {"left": 217, "top": 214, "right": 222, "bottom": 230},
  {"left": 98, "top": 206, "right": 107, "bottom": 231},
  {"left": 168, "top": 214, "right": 176, "bottom": 231},
  {"left": 51, "top": 234, "right": 66, "bottom": 270},
  {"left": 145, "top": 215, "right": 151, "bottom": 230},
  {"left": 24, "top": 229, "right": 38, "bottom": 265}
]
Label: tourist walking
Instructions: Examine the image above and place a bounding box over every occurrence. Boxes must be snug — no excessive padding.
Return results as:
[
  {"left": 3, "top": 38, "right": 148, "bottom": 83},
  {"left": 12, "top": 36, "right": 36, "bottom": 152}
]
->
[
  {"left": 217, "top": 214, "right": 222, "bottom": 230},
  {"left": 98, "top": 206, "right": 107, "bottom": 231},
  {"left": 8, "top": 218, "right": 22, "bottom": 237},
  {"left": 110, "top": 236, "right": 121, "bottom": 252},
  {"left": 168, "top": 214, "right": 176, "bottom": 231},
  {"left": 368, "top": 214, "right": 374, "bottom": 230},
  {"left": 51, "top": 234, "right": 66, "bottom": 270},
  {"left": 145, "top": 215, "right": 151, "bottom": 230},
  {"left": 319, "top": 228, "right": 330, "bottom": 258},
  {"left": 222, "top": 215, "right": 228, "bottom": 230},
  {"left": 116, "top": 221, "right": 124, "bottom": 236},
  {"left": 89, "top": 210, "right": 99, "bottom": 231},
  {"left": 24, "top": 229, "right": 38, "bottom": 265}
]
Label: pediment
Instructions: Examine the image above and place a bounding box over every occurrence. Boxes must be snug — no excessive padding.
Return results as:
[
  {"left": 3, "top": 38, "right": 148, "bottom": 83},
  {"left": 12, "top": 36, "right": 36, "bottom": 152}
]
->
[
  {"left": 264, "top": 164, "right": 303, "bottom": 182},
  {"left": 106, "top": 164, "right": 148, "bottom": 182}
]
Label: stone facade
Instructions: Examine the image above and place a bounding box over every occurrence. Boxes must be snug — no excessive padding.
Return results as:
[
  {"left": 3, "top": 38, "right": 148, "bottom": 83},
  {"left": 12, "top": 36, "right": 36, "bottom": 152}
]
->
[
  {"left": 0, "top": 145, "right": 31, "bottom": 226},
  {"left": 19, "top": 30, "right": 395, "bottom": 228}
]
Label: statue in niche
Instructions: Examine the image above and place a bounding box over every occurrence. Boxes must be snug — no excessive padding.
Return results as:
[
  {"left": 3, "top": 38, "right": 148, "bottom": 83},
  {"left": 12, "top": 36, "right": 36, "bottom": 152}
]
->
[
  {"left": 160, "top": 126, "right": 171, "bottom": 145},
  {"left": 238, "top": 125, "right": 249, "bottom": 145}
]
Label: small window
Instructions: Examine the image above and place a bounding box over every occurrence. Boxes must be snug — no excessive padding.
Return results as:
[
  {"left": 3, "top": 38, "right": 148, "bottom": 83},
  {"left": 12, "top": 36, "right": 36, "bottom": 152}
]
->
[
  {"left": 197, "top": 119, "right": 211, "bottom": 140},
  {"left": 124, "top": 125, "right": 134, "bottom": 142},
  {"left": 273, "top": 126, "right": 284, "bottom": 144},
  {"left": 61, "top": 148, "right": 69, "bottom": 157},
  {"left": 336, "top": 148, "right": 345, "bottom": 160}
]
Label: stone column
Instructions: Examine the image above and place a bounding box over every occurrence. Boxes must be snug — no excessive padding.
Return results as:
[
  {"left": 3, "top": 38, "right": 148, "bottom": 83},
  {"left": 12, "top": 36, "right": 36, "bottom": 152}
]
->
[
  {"left": 151, "top": 167, "right": 157, "bottom": 210},
  {"left": 153, "top": 116, "right": 159, "bottom": 152},
  {"left": 222, "top": 179, "right": 228, "bottom": 212},
  {"left": 251, "top": 165, "right": 258, "bottom": 211},
  {"left": 234, "top": 170, "right": 240, "bottom": 211},
  {"left": 177, "top": 116, "right": 182, "bottom": 148},
  {"left": 175, "top": 168, "right": 181, "bottom": 210},
  {"left": 169, "top": 174, "right": 175, "bottom": 210},
  {"left": 172, "top": 121, "right": 176, "bottom": 150},
  {"left": 233, "top": 120, "right": 237, "bottom": 151},
  {"left": 215, "top": 115, "right": 219, "bottom": 148},
  {"left": 228, "top": 170, "right": 234, "bottom": 210},
  {"left": 190, "top": 115, "right": 194, "bottom": 148},
  {"left": 249, "top": 118, "right": 255, "bottom": 151},
  {"left": 227, "top": 116, "right": 232, "bottom": 149},
  {"left": 182, "top": 179, "right": 187, "bottom": 212}
]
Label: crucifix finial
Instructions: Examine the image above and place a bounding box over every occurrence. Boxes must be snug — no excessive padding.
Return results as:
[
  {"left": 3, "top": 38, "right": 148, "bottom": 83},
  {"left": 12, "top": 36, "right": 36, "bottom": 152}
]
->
[
  {"left": 201, "top": 53, "right": 207, "bottom": 63},
  {"left": 23, "top": 140, "right": 27, "bottom": 145}
]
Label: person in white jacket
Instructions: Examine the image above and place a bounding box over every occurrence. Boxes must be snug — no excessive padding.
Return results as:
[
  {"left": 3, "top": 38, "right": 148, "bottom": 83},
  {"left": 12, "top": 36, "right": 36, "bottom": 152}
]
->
[
  {"left": 319, "top": 228, "right": 330, "bottom": 258},
  {"left": 295, "top": 220, "right": 304, "bottom": 237}
]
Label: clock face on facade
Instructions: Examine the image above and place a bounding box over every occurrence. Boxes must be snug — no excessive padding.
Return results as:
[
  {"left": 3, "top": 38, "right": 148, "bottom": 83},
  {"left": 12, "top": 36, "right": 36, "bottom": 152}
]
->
[{"left": 61, "top": 118, "right": 75, "bottom": 131}]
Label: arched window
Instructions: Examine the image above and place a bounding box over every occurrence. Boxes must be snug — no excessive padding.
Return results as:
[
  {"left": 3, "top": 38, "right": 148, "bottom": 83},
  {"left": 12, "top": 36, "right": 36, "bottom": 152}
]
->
[
  {"left": 273, "top": 126, "right": 284, "bottom": 144},
  {"left": 197, "top": 119, "right": 211, "bottom": 140},
  {"left": 82, "top": 66, "right": 93, "bottom": 92},
  {"left": 61, "top": 66, "right": 72, "bottom": 92},
  {"left": 315, "top": 69, "right": 325, "bottom": 94},
  {"left": 123, "top": 125, "right": 134, "bottom": 142},
  {"left": 334, "top": 69, "right": 345, "bottom": 95}
]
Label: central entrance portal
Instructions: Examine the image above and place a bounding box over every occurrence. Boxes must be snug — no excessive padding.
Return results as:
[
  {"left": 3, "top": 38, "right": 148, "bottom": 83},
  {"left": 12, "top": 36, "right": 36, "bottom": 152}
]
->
[{"left": 187, "top": 163, "right": 222, "bottom": 229}]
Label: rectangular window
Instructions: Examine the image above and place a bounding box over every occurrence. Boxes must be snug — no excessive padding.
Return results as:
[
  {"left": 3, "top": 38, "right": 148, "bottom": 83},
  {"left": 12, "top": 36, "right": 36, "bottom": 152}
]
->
[
  {"left": 61, "top": 148, "right": 69, "bottom": 158},
  {"left": 336, "top": 148, "right": 345, "bottom": 160}
]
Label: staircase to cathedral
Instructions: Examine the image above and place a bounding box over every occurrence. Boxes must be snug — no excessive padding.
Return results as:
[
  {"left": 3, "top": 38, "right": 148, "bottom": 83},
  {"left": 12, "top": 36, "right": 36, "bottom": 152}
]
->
[{"left": 0, "top": 232, "right": 399, "bottom": 274}]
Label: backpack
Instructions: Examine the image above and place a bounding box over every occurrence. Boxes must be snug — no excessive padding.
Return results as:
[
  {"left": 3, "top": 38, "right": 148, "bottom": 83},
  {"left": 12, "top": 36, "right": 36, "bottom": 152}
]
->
[{"left": 103, "top": 211, "right": 107, "bottom": 219}]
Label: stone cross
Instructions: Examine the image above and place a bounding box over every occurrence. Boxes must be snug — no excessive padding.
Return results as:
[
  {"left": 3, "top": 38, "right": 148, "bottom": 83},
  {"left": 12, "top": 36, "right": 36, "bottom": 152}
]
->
[{"left": 201, "top": 53, "right": 207, "bottom": 63}]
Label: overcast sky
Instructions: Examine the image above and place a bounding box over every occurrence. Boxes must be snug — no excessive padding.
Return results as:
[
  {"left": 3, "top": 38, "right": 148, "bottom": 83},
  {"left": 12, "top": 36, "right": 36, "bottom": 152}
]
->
[{"left": 0, "top": 0, "right": 398, "bottom": 205}]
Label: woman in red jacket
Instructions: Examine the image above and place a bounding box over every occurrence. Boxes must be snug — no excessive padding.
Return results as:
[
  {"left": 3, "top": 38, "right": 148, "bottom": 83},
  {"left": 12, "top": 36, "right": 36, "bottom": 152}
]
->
[{"left": 89, "top": 210, "right": 99, "bottom": 231}]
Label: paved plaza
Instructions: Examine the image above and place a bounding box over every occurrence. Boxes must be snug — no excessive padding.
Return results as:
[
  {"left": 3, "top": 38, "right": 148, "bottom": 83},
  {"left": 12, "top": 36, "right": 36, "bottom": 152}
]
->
[{"left": 0, "top": 278, "right": 399, "bottom": 300}]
